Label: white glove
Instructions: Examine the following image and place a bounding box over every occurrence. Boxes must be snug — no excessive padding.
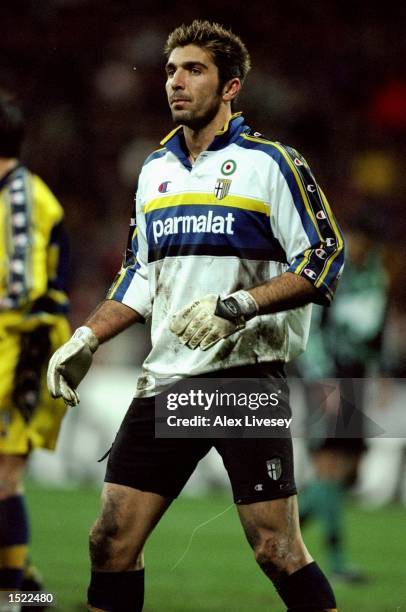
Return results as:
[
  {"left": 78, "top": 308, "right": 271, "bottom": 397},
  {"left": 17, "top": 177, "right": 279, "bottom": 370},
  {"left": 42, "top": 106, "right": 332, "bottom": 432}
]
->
[
  {"left": 170, "top": 291, "right": 258, "bottom": 351},
  {"left": 47, "top": 326, "right": 99, "bottom": 406}
]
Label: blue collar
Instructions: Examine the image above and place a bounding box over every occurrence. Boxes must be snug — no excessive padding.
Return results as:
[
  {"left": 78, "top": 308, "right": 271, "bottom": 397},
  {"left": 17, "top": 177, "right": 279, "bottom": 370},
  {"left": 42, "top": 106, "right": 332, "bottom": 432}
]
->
[{"left": 160, "top": 113, "right": 247, "bottom": 169}]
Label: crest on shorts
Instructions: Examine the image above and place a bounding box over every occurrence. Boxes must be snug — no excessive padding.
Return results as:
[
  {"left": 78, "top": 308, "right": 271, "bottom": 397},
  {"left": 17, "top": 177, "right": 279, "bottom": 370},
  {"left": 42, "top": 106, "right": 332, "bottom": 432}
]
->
[
  {"left": 266, "top": 458, "right": 282, "bottom": 480},
  {"left": 214, "top": 178, "right": 232, "bottom": 200}
]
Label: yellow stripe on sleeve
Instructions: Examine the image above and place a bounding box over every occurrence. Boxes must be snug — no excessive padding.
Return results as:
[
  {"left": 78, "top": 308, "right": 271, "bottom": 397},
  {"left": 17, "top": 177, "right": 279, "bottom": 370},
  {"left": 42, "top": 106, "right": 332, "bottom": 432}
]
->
[
  {"left": 107, "top": 268, "right": 127, "bottom": 299},
  {"left": 269, "top": 143, "right": 323, "bottom": 241},
  {"left": 314, "top": 189, "right": 344, "bottom": 288},
  {"left": 293, "top": 248, "right": 312, "bottom": 275}
]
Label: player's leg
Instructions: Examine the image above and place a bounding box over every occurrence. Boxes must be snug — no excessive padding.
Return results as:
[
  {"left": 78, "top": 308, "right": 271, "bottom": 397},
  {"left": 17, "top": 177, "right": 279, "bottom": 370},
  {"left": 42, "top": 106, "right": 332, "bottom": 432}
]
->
[
  {"left": 87, "top": 483, "right": 171, "bottom": 612},
  {"left": 306, "top": 447, "right": 365, "bottom": 582},
  {"left": 217, "top": 434, "right": 337, "bottom": 612},
  {"left": 87, "top": 396, "right": 210, "bottom": 612},
  {"left": 0, "top": 319, "right": 69, "bottom": 611},
  {"left": 301, "top": 376, "right": 367, "bottom": 581},
  {"left": 238, "top": 495, "right": 337, "bottom": 611},
  {"left": 0, "top": 454, "right": 29, "bottom": 602}
]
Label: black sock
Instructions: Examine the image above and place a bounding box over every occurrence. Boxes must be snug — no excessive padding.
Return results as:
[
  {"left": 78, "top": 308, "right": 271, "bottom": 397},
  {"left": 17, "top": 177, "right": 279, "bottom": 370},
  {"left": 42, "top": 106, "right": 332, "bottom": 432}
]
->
[
  {"left": 0, "top": 495, "right": 29, "bottom": 589},
  {"left": 275, "top": 561, "right": 336, "bottom": 611},
  {"left": 87, "top": 569, "right": 145, "bottom": 612}
]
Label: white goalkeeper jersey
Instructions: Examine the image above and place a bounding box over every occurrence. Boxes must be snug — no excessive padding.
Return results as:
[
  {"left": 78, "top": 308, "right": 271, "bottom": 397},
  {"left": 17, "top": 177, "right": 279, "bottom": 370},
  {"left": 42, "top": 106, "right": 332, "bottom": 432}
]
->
[{"left": 107, "top": 114, "right": 345, "bottom": 397}]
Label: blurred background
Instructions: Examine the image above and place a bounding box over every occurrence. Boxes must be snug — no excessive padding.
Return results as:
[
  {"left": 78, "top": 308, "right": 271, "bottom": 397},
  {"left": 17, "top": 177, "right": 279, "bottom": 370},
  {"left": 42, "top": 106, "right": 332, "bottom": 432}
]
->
[{"left": 2, "top": 1, "right": 405, "bottom": 610}]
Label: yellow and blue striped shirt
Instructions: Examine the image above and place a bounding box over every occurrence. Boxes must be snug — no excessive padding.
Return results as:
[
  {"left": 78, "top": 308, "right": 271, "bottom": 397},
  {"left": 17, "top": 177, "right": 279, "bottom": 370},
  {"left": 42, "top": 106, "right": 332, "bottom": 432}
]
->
[
  {"left": 108, "top": 114, "right": 344, "bottom": 396},
  {"left": 0, "top": 165, "right": 69, "bottom": 324}
]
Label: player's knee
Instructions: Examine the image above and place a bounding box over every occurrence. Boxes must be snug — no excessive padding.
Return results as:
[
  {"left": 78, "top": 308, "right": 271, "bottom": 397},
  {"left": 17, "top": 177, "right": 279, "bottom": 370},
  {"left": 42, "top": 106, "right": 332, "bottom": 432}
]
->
[
  {"left": 254, "top": 530, "right": 308, "bottom": 580},
  {"left": 253, "top": 531, "right": 290, "bottom": 579},
  {"left": 89, "top": 515, "right": 140, "bottom": 571},
  {"left": 90, "top": 516, "right": 118, "bottom": 568}
]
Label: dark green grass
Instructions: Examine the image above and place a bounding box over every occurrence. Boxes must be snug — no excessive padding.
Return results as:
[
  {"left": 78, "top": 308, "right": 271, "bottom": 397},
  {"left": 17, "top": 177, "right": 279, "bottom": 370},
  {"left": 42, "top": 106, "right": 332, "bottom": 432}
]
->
[{"left": 26, "top": 483, "right": 405, "bottom": 611}]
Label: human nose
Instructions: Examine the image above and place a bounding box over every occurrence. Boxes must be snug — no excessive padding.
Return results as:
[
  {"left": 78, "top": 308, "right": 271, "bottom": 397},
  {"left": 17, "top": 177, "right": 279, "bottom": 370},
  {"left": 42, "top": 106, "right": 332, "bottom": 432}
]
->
[{"left": 170, "top": 68, "right": 185, "bottom": 90}]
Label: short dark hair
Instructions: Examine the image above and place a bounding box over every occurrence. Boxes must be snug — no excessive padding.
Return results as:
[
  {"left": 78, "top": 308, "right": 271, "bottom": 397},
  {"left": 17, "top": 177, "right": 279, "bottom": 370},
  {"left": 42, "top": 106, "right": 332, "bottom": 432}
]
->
[
  {"left": 164, "top": 20, "right": 251, "bottom": 89},
  {"left": 0, "top": 90, "right": 25, "bottom": 158}
]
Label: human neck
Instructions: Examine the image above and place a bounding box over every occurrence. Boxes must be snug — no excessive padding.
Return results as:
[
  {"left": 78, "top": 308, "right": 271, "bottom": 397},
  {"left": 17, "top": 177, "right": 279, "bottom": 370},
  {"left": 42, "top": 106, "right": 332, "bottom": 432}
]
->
[
  {"left": 0, "top": 158, "right": 18, "bottom": 180},
  {"left": 184, "top": 107, "right": 232, "bottom": 163}
]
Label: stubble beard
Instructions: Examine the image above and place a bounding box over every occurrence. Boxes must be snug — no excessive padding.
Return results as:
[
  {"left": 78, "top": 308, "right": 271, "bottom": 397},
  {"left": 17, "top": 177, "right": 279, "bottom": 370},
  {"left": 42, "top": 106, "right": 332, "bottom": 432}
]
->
[{"left": 171, "top": 95, "right": 222, "bottom": 131}]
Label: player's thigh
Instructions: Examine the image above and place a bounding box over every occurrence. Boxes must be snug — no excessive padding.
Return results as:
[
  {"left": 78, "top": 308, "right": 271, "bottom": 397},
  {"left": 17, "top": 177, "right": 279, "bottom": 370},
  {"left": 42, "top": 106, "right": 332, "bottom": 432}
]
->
[
  {"left": 0, "top": 454, "right": 27, "bottom": 498},
  {"left": 105, "top": 397, "right": 211, "bottom": 498},
  {"left": 94, "top": 482, "right": 172, "bottom": 549}
]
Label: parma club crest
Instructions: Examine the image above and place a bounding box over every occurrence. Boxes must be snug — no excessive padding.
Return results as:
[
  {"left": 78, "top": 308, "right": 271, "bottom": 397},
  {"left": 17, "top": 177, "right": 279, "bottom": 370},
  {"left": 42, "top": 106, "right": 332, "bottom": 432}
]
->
[
  {"left": 266, "top": 458, "right": 282, "bottom": 480},
  {"left": 214, "top": 178, "right": 232, "bottom": 200}
]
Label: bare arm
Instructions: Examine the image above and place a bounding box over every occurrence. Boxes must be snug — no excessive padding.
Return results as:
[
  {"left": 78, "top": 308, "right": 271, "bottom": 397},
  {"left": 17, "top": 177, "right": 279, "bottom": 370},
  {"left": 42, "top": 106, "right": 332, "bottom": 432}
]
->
[
  {"left": 248, "top": 272, "right": 319, "bottom": 315},
  {"left": 85, "top": 299, "right": 143, "bottom": 344}
]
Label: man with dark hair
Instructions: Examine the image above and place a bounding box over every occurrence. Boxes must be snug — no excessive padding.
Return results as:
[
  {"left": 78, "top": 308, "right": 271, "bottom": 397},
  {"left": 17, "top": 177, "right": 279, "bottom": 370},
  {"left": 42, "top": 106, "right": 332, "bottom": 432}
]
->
[
  {"left": 48, "top": 20, "right": 343, "bottom": 612},
  {"left": 165, "top": 20, "right": 252, "bottom": 90},
  {"left": 0, "top": 91, "right": 71, "bottom": 611}
]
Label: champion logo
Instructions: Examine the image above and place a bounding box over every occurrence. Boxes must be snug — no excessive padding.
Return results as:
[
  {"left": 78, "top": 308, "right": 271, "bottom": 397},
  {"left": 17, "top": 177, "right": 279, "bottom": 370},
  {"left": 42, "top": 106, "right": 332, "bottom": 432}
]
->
[
  {"left": 13, "top": 234, "right": 28, "bottom": 247},
  {"left": 316, "top": 210, "right": 327, "bottom": 220},
  {"left": 12, "top": 213, "right": 26, "bottom": 227},
  {"left": 10, "top": 282, "right": 24, "bottom": 294},
  {"left": 10, "top": 260, "right": 25, "bottom": 273},
  {"left": 294, "top": 157, "right": 304, "bottom": 167},
  {"left": 304, "top": 268, "right": 317, "bottom": 280},
  {"left": 11, "top": 178, "right": 24, "bottom": 190},
  {"left": 158, "top": 181, "right": 171, "bottom": 193},
  {"left": 316, "top": 248, "right": 327, "bottom": 259},
  {"left": 11, "top": 192, "right": 24, "bottom": 204}
]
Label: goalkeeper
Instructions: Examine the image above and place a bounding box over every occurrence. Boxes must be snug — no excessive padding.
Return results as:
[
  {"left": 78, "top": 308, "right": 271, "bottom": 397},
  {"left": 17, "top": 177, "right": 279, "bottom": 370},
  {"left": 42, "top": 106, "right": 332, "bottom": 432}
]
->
[
  {"left": 48, "top": 20, "right": 344, "bottom": 612},
  {"left": 0, "top": 90, "right": 71, "bottom": 608}
]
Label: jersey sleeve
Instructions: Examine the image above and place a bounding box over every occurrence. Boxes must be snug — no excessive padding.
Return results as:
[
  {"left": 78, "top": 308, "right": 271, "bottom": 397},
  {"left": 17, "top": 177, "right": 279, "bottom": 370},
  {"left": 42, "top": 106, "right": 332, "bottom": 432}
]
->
[
  {"left": 106, "top": 185, "right": 152, "bottom": 319},
  {"left": 269, "top": 145, "right": 345, "bottom": 305}
]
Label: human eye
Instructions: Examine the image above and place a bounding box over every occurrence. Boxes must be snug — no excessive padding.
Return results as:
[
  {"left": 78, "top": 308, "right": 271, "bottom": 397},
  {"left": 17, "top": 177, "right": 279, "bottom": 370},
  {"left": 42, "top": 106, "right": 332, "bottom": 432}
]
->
[{"left": 191, "top": 66, "right": 202, "bottom": 75}]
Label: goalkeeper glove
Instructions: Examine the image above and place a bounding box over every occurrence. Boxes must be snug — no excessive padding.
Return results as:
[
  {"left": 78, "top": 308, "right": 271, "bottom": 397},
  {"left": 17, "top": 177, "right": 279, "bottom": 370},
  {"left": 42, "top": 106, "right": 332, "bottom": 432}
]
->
[
  {"left": 47, "top": 326, "right": 99, "bottom": 406},
  {"left": 170, "top": 290, "right": 258, "bottom": 351}
]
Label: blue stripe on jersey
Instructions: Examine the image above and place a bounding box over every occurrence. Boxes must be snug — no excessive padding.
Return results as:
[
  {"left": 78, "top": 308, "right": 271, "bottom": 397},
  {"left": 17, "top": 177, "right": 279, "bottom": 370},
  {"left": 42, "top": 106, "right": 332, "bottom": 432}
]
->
[
  {"left": 321, "top": 252, "right": 345, "bottom": 296},
  {"left": 148, "top": 243, "right": 286, "bottom": 263},
  {"left": 144, "top": 204, "right": 287, "bottom": 264},
  {"left": 143, "top": 148, "right": 167, "bottom": 167},
  {"left": 108, "top": 261, "right": 141, "bottom": 301},
  {"left": 236, "top": 137, "right": 320, "bottom": 244},
  {"left": 48, "top": 221, "right": 70, "bottom": 293}
]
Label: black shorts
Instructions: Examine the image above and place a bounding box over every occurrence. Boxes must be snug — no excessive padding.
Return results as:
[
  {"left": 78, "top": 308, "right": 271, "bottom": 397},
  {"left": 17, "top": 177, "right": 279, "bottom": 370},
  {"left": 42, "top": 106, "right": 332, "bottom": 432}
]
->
[{"left": 105, "top": 364, "right": 297, "bottom": 505}]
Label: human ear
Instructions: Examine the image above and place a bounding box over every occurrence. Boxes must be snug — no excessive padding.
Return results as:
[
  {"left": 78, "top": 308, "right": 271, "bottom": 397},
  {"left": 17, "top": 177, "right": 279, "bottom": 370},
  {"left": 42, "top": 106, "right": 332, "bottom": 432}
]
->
[{"left": 222, "top": 78, "right": 241, "bottom": 102}]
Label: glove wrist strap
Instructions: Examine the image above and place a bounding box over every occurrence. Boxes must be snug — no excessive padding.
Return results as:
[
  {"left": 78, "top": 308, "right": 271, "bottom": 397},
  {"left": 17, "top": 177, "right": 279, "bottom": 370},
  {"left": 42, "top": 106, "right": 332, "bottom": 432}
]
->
[{"left": 214, "top": 290, "right": 258, "bottom": 325}]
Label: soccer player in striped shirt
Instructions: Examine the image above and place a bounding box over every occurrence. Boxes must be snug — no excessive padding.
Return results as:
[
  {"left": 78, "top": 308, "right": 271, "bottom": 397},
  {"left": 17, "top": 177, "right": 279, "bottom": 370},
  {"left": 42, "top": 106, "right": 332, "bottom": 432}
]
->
[
  {"left": 0, "top": 91, "right": 70, "bottom": 611},
  {"left": 48, "top": 21, "right": 342, "bottom": 612}
]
